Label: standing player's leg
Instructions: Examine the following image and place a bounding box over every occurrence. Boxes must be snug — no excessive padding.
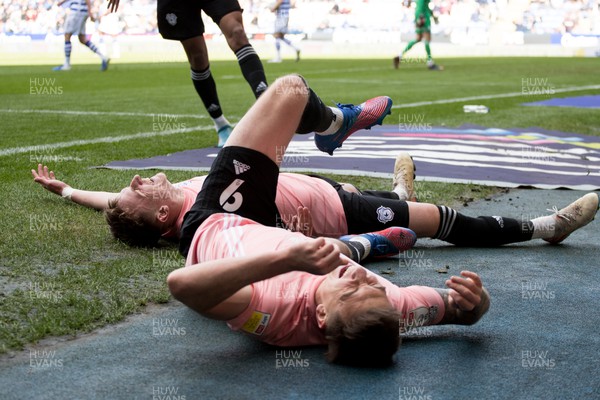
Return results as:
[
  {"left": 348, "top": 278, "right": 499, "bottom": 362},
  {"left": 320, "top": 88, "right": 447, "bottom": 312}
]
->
[
  {"left": 79, "top": 33, "right": 110, "bottom": 71},
  {"left": 217, "top": 10, "right": 268, "bottom": 98},
  {"left": 393, "top": 32, "right": 422, "bottom": 69},
  {"left": 422, "top": 31, "right": 440, "bottom": 70},
  {"left": 54, "top": 32, "right": 73, "bottom": 71},
  {"left": 181, "top": 36, "right": 233, "bottom": 148},
  {"left": 280, "top": 33, "right": 301, "bottom": 62},
  {"left": 157, "top": 0, "right": 233, "bottom": 147},
  {"left": 270, "top": 32, "right": 284, "bottom": 63}
]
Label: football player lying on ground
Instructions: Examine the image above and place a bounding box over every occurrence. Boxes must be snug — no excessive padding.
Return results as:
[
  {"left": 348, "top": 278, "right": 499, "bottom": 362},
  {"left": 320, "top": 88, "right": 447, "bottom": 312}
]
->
[
  {"left": 32, "top": 164, "right": 417, "bottom": 262},
  {"left": 33, "top": 148, "right": 599, "bottom": 253},
  {"left": 164, "top": 74, "right": 490, "bottom": 366}
]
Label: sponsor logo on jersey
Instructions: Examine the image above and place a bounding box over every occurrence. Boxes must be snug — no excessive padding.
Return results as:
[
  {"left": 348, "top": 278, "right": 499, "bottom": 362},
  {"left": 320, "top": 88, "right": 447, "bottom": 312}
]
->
[
  {"left": 233, "top": 159, "right": 251, "bottom": 175},
  {"left": 165, "top": 13, "right": 177, "bottom": 26},
  {"left": 376, "top": 206, "right": 394, "bottom": 224},
  {"left": 241, "top": 311, "right": 271, "bottom": 335}
]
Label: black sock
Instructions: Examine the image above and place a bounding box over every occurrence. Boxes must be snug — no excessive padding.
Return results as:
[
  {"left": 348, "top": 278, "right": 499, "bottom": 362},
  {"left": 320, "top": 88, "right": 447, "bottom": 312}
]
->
[
  {"left": 340, "top": 239, "right": 367, "bottom": 263},
  {"left": 235, "top": 45, "right": 268, "bottom": 98},
  {"left": 296, "top": 88, "right": 334, "bottom": 134},
  {"left": 191, "top": 67, "right": 222, "bottom": 119},
  {"left": 433, "top": 206, "right": 535, "bottom": 246}
]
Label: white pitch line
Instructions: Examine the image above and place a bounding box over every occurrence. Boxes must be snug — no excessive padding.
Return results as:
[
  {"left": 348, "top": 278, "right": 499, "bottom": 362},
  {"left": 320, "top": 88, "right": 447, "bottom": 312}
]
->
[
  {"left": 0, "top": 125, "right": 214, "bottom": 157},
  {"left": 0, "top": 109, "right": 208, "bottom": 119},
  {"left": 393, "top": 84, "right": 600, "bottom": 108}
]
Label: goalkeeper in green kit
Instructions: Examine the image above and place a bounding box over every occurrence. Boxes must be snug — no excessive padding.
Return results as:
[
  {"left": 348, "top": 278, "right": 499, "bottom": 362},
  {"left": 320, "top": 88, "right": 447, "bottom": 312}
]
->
[{"left": 393, "top": 0, "right": 442, "bottom": 70}]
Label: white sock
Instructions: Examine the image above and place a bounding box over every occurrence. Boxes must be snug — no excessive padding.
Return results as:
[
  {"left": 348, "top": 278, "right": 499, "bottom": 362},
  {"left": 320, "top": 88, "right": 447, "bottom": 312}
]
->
[
  {"left": 353, "top": 236, "right": 372, "bottom": 261},
  {"left": 530, "top": 215, "right": 557, "bottom": 239},
  {"left": 393, "top": 185, "right": 409, "bottom": 201},
  {"left": 213, "top": 115, "right": 231, "bottom": 131},
  {"left": 316, "top": 107, "right": 344, "bottom": 135}
]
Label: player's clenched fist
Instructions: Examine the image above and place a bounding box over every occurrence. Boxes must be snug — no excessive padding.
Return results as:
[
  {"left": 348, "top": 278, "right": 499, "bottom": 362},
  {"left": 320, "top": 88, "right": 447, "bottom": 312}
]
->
[
  {"left": 445, "top": 271, "right": 484, "bottom": 312},
  {"left": 285, "top": 237, "right": 342, "bottom": 275}
]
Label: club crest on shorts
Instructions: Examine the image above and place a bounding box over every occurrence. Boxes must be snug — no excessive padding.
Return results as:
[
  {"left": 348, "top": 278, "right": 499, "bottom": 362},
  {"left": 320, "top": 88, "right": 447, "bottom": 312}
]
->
[
  {"left": 376, "top": 206, "right": 394, "bottom": 224},
  {"left": 165, "top": 13, "right": 177, "bottom": 26}
]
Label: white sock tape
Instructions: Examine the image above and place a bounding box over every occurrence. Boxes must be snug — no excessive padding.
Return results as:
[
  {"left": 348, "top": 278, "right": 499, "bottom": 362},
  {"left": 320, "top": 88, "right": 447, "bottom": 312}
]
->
[{"left": 61, "top": 187, "right": 74, "bottom": 201}]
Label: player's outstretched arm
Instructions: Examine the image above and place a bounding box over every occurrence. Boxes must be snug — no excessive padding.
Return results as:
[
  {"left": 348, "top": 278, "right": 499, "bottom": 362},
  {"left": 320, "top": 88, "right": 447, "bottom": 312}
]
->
[
  {"left": 435, "top": 271, "right": 490, "bottom": 325},
  {"left": 168, "top": 238, "right": 341, "bottom": 320},
  {"left": 32, "top": 164, "right": 118, "bottom": 211}
]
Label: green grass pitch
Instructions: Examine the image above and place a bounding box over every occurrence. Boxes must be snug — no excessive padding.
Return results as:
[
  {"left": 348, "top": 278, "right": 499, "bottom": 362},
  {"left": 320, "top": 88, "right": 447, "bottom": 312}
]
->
[{"left": 0, "top": 57, "right": 598, "bottom": 353}]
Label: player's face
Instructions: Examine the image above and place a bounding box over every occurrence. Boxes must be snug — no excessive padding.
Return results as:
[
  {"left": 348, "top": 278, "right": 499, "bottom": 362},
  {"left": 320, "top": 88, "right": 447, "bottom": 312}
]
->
[
  {"left": 319, "top": 265, "right": 391, "bottom": 315},
  {"left": 117, "top": 173, "right": 174, "bottom": 215}
]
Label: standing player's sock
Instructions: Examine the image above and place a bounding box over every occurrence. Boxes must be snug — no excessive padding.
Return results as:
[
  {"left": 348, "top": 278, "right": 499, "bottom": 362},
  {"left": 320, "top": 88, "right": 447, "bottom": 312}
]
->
[
  {"left": 235, "top": 44, "right": 268, "bottom": 98},
  {"left": 274, "top": 39, "right": 282, "bottom": 60},
  {"left": 424, "top": 41, "right": 432, "bottom": 62},
  {"left": 402, "top": 40, "right": 417, "bottom": 55},
  {"left": 281, "top": 37, "right": 299, "bottom": 52},
  {"left": 191, "top": 67, "right": 223, "bottom": 119},
  {"left": 85, "top": 40, "right": 106, "bottom": 60},
  {"left": 212, "top": 115, "right": 231, "bottom": 131},
  {"left": 64, "top": 41, "right": 72, "bottom": 66},
  {"left": 432, "top": 206, "right": 534, "bottom": 246}
]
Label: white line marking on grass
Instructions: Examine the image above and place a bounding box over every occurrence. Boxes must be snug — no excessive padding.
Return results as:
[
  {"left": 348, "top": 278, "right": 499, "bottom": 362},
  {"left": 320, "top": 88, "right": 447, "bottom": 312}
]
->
[
  {"left": 392, "top": 84, "right": 600, "bottom": 108},
  {"left": 0, "top": 109, "right": 208, "bottom": 119},
  {"left": 0, "top": 125, "right": 213, "bottom": 157},
  {"left": 316, "top": 78, "right": 392, "bottom": 85}
]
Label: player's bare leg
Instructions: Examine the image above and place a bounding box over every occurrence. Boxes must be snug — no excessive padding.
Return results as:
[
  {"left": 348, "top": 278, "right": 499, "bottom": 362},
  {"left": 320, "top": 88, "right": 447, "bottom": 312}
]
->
[
  {"left": 225, "top": 75, "right": 309, "bottom": 165},
  {"left": 226, "top": 74, "right": 393, "bottom": 159}
]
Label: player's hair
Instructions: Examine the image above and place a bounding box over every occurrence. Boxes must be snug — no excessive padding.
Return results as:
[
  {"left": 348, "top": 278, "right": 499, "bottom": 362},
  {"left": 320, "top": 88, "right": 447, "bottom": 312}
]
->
[
  {"left": 325, "top": 305, "right": 401, "bottom": 367},
  {"left": 104, "top": 199, "right": 162, "bottom": 247}
]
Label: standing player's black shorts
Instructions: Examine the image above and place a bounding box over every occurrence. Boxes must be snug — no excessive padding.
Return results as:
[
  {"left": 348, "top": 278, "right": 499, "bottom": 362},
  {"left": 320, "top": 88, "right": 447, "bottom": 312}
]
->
[
  {"left": 179, "top": 146, "right": 281, "bottom": 257},
  {"left": 157, "top": 0, "right": 243, "bottom": 41},
  {"left": 311, "top": 175, "right": 410, "bottom": 234}
]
